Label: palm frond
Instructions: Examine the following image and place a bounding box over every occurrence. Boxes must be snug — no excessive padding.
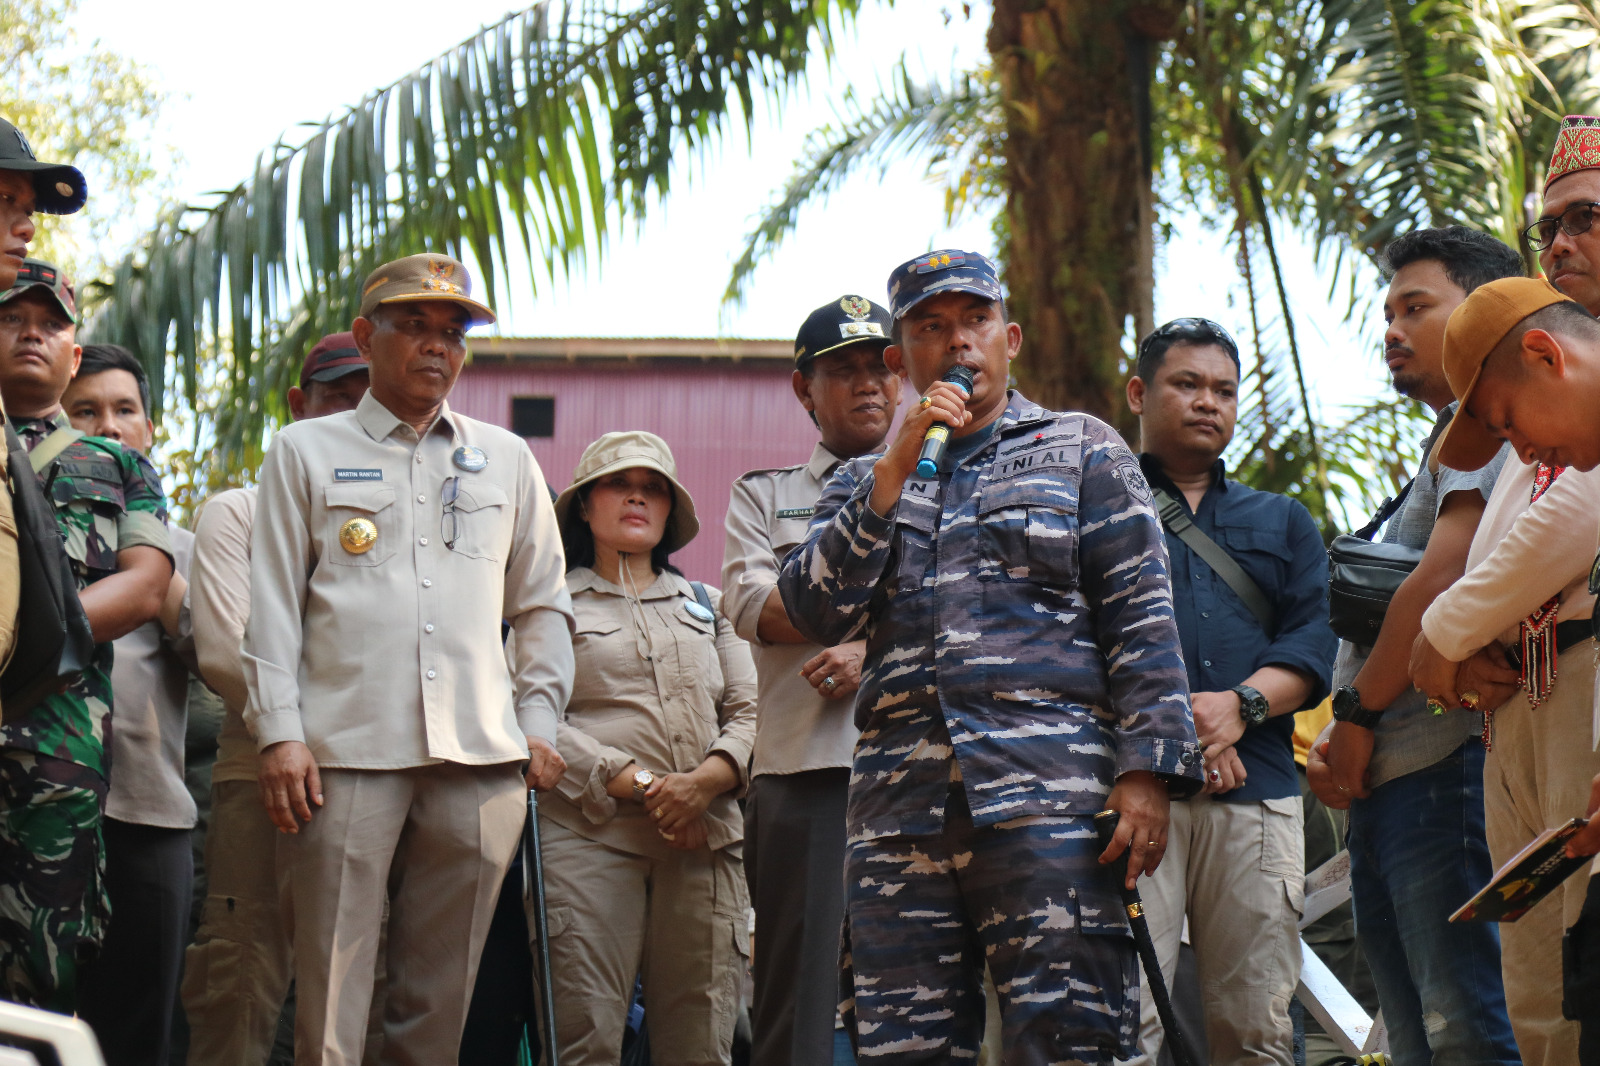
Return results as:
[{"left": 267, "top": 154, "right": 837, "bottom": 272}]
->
[
  {"left": 84, "top": 0, "right": 861, "bottom": 475},
  {"left": 722, "top": 62, "right": 998, "bottom": 306}
]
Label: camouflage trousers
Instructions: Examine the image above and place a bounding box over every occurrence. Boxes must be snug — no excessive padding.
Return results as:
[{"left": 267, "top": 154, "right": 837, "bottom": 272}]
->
[
  {"left": 842, "top": 786, "right": 1137, "bottom": 1065},
  {"left": 0, "top": 749, "right": 108, "bottom": 1013}
]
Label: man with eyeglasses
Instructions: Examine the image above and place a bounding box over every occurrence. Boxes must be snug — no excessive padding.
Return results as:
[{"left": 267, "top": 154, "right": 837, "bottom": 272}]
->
[
  {"left": 1116, "top": 317, "right": 1335, "bottom": 1066},
  {"left": 181, "top": 332, "right": 368, "bottom": 1066},
  {"left": 243, "top": 254, "right": 575, "bottom": 1063}
]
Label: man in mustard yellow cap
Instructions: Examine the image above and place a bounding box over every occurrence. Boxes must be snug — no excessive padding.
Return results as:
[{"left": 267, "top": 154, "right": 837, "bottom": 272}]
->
[
  {"left": 243, "top": 252, "right": 575, "bottom": 1064},
  {"left": 1408, "top": 275, "right": 1600, "bottom": 1066}
]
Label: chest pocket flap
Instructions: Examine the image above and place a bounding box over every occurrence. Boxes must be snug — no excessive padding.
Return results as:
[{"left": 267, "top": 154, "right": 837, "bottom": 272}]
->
[
  {"left": 1217, "top": 522, "right": 1292, "bottom": 562},
  {"left": 324, "top": 483, "right": 397, "bottom": 513},
  {"left": 977, "top": 476, "right": 1080, "bottom": 587},
  {"left": 454, "top": 482, "right": 509, "bottom": 511}
]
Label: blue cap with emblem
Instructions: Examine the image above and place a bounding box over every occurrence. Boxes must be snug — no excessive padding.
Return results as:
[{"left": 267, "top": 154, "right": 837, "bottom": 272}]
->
[{"left": 886, "top": 249, "right": 1004, "bottom": 321}]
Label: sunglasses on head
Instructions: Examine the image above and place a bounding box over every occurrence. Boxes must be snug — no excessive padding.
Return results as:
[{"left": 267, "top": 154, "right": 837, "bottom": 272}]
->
[{"left": 1140, "top": 317, "right": 1239, "bottom": 364}]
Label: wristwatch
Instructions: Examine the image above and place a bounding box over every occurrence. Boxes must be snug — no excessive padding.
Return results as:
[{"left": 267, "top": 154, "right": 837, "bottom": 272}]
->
[
  {"left": 1331, "top": 684, "right": 1385, "bottom": 729},
  {"left": 631, "top": 769, "right": 656, "bottom": 803},
  {"left": 1232, "top": 684, "right": 1270, "bottom": 727}
]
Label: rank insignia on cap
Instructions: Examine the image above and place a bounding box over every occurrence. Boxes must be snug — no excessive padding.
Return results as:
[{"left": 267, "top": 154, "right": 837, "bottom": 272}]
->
[
  {"left": 840, "top": 295, "right": 872, "bottom": 320},
  {"left": 422, "top": 257, "right": 466, "bottom": 296},
  {"left": 916, "top": 252, "right": 964, "bottom": 274},
  {"left": 839, "top": 321, "right": 885, "bottom": 339}
]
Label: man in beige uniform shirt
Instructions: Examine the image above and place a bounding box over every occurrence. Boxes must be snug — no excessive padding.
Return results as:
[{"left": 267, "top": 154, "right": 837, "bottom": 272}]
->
[
  {"left": 244, "top": 254, "right": 574, "bottom": 1066},
  {"left": 182, "top": 332, "right": 369, "bottom": 1066},
  {"left": 62, "top": 345, "right": 196, "bottom": 1066},
  {"left": 722, "top": 295, "right": 900, "bottom": 1066},
  {"left": 1408, "top": 276, "right": 1600, "bottom": 1066}
]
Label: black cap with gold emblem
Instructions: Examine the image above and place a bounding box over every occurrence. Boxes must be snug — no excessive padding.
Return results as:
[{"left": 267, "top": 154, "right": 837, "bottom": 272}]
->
[{"left": 793, "top": 294, "right": 893, "bottom": 370}]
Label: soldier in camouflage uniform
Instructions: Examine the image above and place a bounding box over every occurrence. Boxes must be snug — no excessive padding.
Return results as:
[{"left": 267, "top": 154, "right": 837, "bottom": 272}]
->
[
  {"left": 777, "top": 250, "right": 1203, "bottom": 1065},
  {"left": 0, "top": 259, "right": 173, "bottom": 1013}
]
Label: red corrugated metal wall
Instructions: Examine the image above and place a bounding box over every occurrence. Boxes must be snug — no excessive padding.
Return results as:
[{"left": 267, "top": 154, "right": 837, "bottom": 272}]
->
[{"left": 450, "top": 361, "right": 821, "bottom": 583}]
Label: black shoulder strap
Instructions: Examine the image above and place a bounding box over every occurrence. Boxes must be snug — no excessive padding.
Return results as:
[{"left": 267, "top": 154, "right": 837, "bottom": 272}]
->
[
  {"left": 1151, "top": 487, "right": 1276, "bottom": 635},
  {"left": 690, "top": 580, "right": 719, "bottom": 637},
  {"left": 1351, "top": 479, "right": 1415, "bottom": 542}
]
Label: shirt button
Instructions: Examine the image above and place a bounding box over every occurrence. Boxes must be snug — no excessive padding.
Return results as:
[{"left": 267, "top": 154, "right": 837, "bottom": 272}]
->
[
  {"left": 426, "top": 669, "right": 437, "bottom": 680},
  {"left": 418, "top": 494, "right": 427, "bottom": 503},
  {"left": 419, "top": 537, "right": 428, "bottom": 546},
  {"left": 415, "top": 454, "right": 423, "bottom": 464},
  {"left": 1201, "top": 611, "right": 1210, "bottom": 619},
  {"left": 425, "top": 623, "right": 435, "bottom": 633},
  {"left": 422, "top": 579, "right": 433, "bottom": 588},
  {"left": 1203, "top": 659, "right": 1212, "bottom": 667}
]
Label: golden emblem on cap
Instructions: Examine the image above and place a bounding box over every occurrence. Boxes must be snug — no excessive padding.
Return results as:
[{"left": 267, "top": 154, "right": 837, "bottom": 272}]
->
[
  {"left": 339, "top": 517, "right": 379, "bottom": 555},
  {"left": 422, "top": 257, "right": 465, "bottom": 296},
  {"left": 840, "top": 295, "right": 872, "bottom": 321}
]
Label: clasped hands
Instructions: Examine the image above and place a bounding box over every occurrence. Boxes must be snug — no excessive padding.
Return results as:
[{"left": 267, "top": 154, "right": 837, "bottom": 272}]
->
[{"left": 606, "top": 762, "right": 721, "bottom": 850}]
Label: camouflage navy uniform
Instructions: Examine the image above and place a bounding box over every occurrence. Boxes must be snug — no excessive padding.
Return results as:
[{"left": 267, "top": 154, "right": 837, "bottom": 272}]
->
[
  {"left": 0, "top": 412, "right": 171, "bottom": 1012},
  {"left": 778, "top": 391, "right": 1202, "bottom": 1064}
]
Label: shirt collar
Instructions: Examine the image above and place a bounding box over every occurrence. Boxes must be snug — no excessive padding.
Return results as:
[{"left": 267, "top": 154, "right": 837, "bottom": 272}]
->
[
  {"left": 1138, "top": 453, "right": 1231, "bottom": 497},
  {"left": 568, "top": 566, "right": 691, "bottom": 601},
  {"left": 808, "top": 441, "right": 845, "bottom": 482},
  {"left": 354, "top": 390, "right": 460, "bottom": 444}
]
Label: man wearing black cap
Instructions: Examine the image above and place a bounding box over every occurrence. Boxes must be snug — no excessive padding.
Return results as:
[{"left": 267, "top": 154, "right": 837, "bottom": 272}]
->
[
  {"left": 181, "top": 332, "right": 369, "bottom": 1066},
  {"left": 0, "top": 118, "right": 88, "bottom": 719},
  {"left": 0, "top": 258, "right": 173, "bottom": 1014},
  {"left": 722, "top": 295, "right": 901, "bottom": 1065},
  {"left": 779, "top": 251, "right": 1201, "bottom": 1063}
]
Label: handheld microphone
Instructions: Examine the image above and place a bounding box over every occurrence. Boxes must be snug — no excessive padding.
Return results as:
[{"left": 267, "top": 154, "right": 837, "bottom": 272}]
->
[{"left": 915, "top": 365, "right": 976, "bottom": 478}]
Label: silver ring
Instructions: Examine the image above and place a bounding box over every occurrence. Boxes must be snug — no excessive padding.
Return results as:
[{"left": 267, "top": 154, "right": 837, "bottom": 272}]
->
[
  {"left": 1208, "top": 769, "right": 1220, "bottom": 782},
  {"left": 823, "top": 676, "right": 837, "bottom": 689}
]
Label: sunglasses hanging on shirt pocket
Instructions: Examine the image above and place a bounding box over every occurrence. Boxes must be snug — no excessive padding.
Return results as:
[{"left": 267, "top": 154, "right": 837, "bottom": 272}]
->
[{"left": 1327, "top": 480, "right": 1421, "bottom": 645}]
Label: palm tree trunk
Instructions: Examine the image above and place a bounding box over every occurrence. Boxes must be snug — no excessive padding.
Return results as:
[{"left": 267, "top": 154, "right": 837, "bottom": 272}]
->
[{"left": 988, "top": 0, "right": 1182, "bottom": 438}]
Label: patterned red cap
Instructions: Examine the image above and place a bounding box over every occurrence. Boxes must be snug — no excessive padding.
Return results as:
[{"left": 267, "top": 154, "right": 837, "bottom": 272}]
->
[{"left": 1546, "top": 115, "right": 1600, "bottom": 189}]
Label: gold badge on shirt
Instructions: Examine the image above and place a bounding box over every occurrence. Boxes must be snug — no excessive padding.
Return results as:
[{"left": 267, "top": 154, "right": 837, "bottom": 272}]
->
[{"left": 339, "top": 517, "right": 379, "bottom": 555}]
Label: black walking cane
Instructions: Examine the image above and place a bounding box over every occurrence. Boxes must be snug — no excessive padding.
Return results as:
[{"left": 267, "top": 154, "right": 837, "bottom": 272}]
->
[
  {"left": 523, "top": 790, "right": 560, "bottom": 1066},
  {"left": 1094, "top": 809, "right": 1201, "bottom": 1066}
]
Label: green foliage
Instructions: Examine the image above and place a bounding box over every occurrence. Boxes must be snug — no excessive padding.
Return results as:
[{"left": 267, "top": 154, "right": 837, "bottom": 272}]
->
[
  {"left": 0, "top": 0, "right": 168, "bottom": 278},
  {"left": 85, "top": 0, "right": 863, "bottom": 479}
]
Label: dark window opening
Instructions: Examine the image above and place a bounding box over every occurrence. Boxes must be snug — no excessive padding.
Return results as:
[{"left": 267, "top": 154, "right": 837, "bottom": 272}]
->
[{"left": 512, "top": 396, "right": 555, "bottom": 438}]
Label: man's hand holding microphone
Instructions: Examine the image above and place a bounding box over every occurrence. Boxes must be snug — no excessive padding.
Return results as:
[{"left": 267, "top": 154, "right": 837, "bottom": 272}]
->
[{"left": 868, "top": 365, "right": 975, "bottom": 518}]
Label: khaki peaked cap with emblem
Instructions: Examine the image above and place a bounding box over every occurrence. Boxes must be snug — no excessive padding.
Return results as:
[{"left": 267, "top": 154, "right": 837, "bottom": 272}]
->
[
  {"left": 1436, "top": 275, "right": 1574, "bottom": 471},
  {"left": 555, "top": 431, "right": 701, "bottom": 553},
  {"left": 358, "top": 252, "right": 495, "bottom": 326}
]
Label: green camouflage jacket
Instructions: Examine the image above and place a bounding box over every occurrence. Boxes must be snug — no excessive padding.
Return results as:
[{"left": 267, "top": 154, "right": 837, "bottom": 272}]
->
[{"left": 4, "top": 412, "right": 172, "bottom": 776}]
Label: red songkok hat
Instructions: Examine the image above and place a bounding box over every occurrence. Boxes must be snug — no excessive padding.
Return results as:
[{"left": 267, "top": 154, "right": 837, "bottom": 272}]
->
[{"left": 1546, "top": 115, "right": 1600, "bottom": 189}]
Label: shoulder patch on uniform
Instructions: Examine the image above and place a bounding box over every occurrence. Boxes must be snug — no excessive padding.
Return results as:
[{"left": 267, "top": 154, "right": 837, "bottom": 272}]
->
[
  {"left": 1112, "top": 454, "right": 1153, "bottom": 505},
  {"left": 736, "top": 464, "right": 806, "bottom": 482}
]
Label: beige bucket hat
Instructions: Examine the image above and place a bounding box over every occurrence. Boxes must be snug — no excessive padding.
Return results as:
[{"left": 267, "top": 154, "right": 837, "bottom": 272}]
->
[{"left": 554, "top": 431, "right": 700, "bottom": 553}]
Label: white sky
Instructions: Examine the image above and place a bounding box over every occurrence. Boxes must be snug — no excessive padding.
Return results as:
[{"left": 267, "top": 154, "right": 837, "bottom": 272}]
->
[{"left": 68, "top": 0, "right": 1391, "bottom": 424}]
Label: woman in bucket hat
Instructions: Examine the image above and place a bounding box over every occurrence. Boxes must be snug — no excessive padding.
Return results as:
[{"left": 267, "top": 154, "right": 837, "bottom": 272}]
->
[{"left": 532, "top": 430, "right": 757, "bottom": 1065}]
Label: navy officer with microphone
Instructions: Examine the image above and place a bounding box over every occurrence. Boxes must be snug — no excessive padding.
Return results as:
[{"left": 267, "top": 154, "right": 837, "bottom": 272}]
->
[{"left": 778, "top": 249, "right": 1202, "bottom": 1064}]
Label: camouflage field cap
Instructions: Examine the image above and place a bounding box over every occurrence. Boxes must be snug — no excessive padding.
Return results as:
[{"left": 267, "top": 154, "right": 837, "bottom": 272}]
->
[
  {"left": 886, "top": 249, "right": 1003, "bottom": 320},
  {"left": 0, "top": 117, "right": 86, "bottom": 215},
  {"left": 0, "top": 258, "right": 76, "bottom": 321},
  {"left": 358, "top": 253, "right": 495, "bottom": 327},
  {"left": 554, "top": 430, "right": 700, "bottom": 553}
]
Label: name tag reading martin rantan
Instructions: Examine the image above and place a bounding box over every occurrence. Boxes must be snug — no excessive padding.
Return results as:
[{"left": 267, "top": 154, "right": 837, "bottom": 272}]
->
[{"left": 334, "top": 468, "right": 384, "bottom": 482}]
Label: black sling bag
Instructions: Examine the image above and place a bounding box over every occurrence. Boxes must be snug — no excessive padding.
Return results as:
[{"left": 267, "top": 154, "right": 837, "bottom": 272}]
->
[{"left": 1326, "top": 480, "right": 1420, "bottom": 645}]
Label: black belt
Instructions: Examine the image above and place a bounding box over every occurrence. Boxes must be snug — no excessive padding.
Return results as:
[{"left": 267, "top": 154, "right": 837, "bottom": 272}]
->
[{"left": 1505, "top": 618, "right": 1594, "bottom": 669}]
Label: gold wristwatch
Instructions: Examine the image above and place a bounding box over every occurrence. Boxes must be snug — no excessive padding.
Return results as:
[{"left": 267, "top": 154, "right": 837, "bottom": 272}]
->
[{"left": 632, "top": 769, "right": 656, "bottom": 803}]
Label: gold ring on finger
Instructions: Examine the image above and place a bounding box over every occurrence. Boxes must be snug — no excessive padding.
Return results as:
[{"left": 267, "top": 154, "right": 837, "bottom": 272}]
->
[
  {"left": 1426, "top": 698, "right": 1447, "bottom": 715},
  {"left": 1460, "top": 690, "right": 1481, "bottom": 710},
  {"left": 1147, "top": 841, "right": 1159, "bottom": 847},
  {"left": 652, "top": 808, "right": 663, "bottom": 820},
  {"left": 919, "top": 395, "right": 933, "bottom": 409}
]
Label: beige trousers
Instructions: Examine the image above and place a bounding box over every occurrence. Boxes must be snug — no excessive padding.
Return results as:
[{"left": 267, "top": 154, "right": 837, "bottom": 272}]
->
[
  {"left": 1485, "top": 643, "right": 1600, "bottom": 1066},
  {"left": 1119, "top": 792, "right": 1305, "bottom": 1066},
  {"left": 536, "top": 818, "right": 749, "bottom": 1066},
  {"left": 182, "top": 780, "right": 294, "bottom": 1065},
  {"left": 280, "top": 762, "right": 524, "bottom": 1066}
]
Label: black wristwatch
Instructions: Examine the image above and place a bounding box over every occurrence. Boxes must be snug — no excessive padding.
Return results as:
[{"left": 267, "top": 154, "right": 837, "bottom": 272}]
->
[
  {"left": 1331, "top": 684, "right": 1385, "bottom": 729},
  {"left": 1232, "top": 684, "right": 1270, "bottom": 727}
]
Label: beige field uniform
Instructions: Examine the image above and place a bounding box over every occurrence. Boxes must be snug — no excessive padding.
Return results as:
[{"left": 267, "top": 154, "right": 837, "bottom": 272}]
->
[
  {"left": 721, "top": 443, "right": 861, "bottom": 1064},
  {"left": 243, "top": 392, "right": 574, "bottom": 1066},
  {"left": 540, "top": 568, "right": 757, "bottom": 1066},
  {"left": 1420, "top": 458, "right": 1600, "bottom": 1066}
]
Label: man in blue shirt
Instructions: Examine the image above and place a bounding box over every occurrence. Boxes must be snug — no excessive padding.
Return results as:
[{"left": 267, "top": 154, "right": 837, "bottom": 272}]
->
[{"left": 1120, "top": 318, "right": 1336, "bottom": 1066}]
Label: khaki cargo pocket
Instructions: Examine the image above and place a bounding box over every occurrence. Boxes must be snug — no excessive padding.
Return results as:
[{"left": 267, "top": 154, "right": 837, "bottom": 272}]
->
[
  {"left": 323, "top": 483, "right": 397, "bottom": 567},
  {"left": 1260, "top": 794, "right": 1304, "bottom": 877}
]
